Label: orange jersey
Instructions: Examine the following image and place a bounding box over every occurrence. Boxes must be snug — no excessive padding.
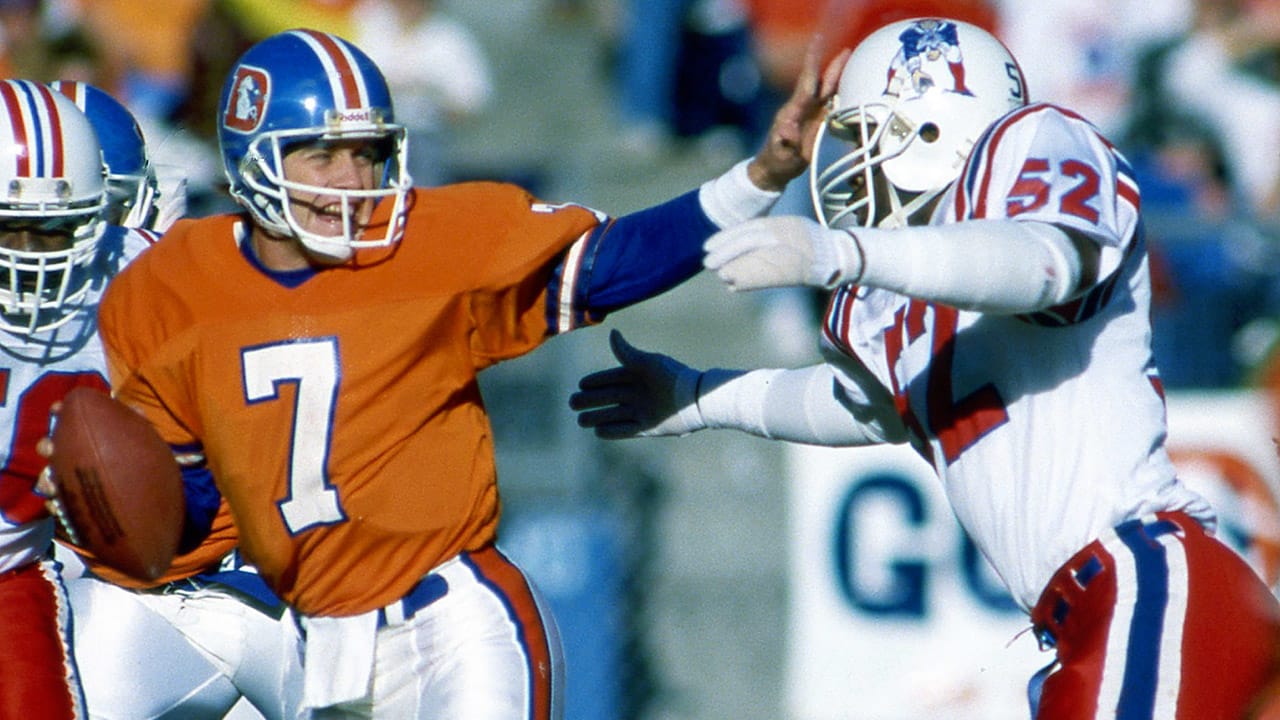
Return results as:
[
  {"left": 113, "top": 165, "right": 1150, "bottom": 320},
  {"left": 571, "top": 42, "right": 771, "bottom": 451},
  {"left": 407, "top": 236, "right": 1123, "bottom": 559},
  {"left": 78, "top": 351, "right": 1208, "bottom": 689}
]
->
[{"left": 98, "top": 183, "right": 600, "bottom": 616}]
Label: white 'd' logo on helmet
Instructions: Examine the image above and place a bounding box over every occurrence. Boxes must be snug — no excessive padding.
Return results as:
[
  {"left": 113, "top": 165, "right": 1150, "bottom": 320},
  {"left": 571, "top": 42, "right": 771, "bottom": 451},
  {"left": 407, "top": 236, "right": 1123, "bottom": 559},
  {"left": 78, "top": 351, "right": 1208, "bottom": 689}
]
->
[{"left": 223, "top": 66, "right": 270, "bottom": 134}]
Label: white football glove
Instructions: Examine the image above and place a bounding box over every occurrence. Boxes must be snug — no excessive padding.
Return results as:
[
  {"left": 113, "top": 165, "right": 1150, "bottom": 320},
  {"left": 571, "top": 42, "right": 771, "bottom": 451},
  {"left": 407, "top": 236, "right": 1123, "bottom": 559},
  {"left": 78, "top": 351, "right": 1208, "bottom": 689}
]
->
[
  {"left": 570, "top": 329, "right": 705, "bottom": 439},
  {"left": 703, "top": 215, "right": 864, "bottom": 291}
]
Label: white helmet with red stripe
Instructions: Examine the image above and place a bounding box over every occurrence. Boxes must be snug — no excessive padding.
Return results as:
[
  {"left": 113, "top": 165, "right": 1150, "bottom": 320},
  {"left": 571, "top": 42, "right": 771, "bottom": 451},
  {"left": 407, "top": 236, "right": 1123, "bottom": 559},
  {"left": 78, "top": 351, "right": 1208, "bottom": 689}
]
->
[
  {"left": 811, "top": 18, "right": 1027, "bottom": 229},
  {"left": 217, "top": 29, "right": 411, "bottom": 262},
  {"left": 0, "top": 79, "right": 107, "bottom": 336}
]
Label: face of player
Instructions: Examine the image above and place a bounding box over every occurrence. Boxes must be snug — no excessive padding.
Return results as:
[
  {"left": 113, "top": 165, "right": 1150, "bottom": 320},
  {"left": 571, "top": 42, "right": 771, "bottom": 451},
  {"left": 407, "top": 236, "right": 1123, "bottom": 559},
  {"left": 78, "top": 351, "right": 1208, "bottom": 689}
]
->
[
  {"left": 281, "top": 139, "right": 382, "bottom": 240},
  {"left": 0, "top": 228, "right": 73, "bottom": 253},
  {"left": 829, "top": 119, "right": 937, "bottom": 229},
  {"left": 0, "top": 227, "right": 74, "bottom": 293}
]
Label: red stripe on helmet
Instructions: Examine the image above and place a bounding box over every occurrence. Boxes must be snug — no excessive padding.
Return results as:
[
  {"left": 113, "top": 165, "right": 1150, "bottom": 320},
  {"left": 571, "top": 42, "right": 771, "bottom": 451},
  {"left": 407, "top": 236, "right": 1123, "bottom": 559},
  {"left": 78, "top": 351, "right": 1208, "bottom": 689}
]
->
[
  {"left": 33, "top": 84, "right": 64, "bottom": 177},
  {"left": 301, "top": 29, "right": 363, "bottom": 109},
  {"left": 0, "top": 82, "right": 30, "bottom": 177}
]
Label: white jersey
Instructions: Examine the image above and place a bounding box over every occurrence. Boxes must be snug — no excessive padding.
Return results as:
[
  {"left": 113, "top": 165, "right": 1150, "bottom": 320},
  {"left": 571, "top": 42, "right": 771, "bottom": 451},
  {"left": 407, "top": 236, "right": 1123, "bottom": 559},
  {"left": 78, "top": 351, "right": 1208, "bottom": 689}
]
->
[
  {"left": 820, "top": 103, "right": 1213, "bottom": 611},
  {"left": 0, "top": 226, "right": 155, "bottom": 574}
]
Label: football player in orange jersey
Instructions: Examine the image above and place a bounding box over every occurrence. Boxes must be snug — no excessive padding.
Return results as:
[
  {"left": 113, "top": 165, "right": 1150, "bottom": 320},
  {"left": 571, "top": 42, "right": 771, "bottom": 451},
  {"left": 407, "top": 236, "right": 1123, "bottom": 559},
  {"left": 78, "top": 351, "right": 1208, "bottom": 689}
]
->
[
  {"left": 44, "top": 81, "right": 304, "bottom": 720},
  {"left": 76, "top": 27, "right": 847, "bottom": 719}
]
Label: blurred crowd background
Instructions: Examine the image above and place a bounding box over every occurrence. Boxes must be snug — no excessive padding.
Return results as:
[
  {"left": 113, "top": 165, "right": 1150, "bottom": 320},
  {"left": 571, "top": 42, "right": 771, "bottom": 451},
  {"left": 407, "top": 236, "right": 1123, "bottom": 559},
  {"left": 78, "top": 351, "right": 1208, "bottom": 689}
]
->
[{"left": 4, "top": 0, "right": 1279, "bottom": 718}]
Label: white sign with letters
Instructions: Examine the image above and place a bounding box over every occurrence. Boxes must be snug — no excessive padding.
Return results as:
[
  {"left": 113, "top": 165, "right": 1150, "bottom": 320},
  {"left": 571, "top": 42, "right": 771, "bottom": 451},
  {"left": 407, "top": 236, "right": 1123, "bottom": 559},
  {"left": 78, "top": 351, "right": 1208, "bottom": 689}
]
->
[{"left": 784, "top": 391, "right": 1280, "bottom": 719}]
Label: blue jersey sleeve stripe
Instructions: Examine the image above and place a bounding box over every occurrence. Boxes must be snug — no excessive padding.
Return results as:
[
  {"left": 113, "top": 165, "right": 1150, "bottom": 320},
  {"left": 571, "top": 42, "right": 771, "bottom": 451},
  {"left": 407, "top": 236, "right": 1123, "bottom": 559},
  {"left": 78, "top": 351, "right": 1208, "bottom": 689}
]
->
[
  {"left": 177, "top": 464, "right": 220, "bottom": 554},
  {"left": 546, "top": 189, "right": 716, "bottom": 332}
]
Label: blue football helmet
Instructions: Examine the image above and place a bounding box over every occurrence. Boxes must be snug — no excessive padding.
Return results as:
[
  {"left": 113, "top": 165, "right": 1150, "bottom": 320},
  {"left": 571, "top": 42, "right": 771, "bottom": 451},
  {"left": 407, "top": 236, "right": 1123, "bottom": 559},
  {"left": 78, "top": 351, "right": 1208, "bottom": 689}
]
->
[
  {"left": 0, "top": 79, "right": 108, "bottom": 336},
  {"left": 48, "top": 80, "right": 159, "bottom": 230},
  {"left": 217, "top": 29, "right": 411, "bottom": 262}
]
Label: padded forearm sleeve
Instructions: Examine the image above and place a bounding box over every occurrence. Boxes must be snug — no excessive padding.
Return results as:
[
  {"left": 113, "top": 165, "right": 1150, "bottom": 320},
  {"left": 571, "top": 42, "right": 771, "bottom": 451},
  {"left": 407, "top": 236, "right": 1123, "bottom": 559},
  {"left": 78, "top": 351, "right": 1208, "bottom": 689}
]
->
[
  {"left": 695, "top": 364, "right": 892, "bottom": 446},
  {"left": 854, "top": 219, "right": 1086, "bottom": 314}
]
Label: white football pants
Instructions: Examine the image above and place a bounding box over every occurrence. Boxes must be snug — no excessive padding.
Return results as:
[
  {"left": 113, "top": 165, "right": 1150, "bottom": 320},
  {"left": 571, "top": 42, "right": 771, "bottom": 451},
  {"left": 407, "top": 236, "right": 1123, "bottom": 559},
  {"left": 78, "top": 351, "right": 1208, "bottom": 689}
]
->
[{"left": 66, "top": 575, "right": 303, "bottom": 720}]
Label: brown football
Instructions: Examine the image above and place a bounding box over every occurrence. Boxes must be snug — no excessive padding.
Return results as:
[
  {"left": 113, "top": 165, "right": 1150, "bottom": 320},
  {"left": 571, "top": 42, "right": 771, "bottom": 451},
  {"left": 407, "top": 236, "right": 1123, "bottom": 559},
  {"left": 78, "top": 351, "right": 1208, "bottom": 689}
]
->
[{"left": 49, "top": 386, "right": 184, "bottom": 582}]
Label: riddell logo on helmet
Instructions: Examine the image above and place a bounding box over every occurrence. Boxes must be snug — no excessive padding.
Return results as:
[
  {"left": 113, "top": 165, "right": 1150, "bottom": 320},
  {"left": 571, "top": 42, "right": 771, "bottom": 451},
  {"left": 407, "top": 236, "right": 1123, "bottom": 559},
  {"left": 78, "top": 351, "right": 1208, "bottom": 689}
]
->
[
  {"left": 223, "top": 66, "right": 270, "bottom": 134},
  {"left": 325, "top": 108, "right": 381, "bottom": 126}
]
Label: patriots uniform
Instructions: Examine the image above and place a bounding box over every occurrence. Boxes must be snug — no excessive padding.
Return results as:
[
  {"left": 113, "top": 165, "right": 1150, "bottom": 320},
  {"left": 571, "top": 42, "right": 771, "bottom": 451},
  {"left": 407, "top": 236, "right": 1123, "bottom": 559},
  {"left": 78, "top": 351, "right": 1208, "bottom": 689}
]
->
[
  {"left": 0, "top": 225, "right": 153, "bottom": 720},
  {"left": 821, "top": 103, "right": 1280, "bottom": 717}
]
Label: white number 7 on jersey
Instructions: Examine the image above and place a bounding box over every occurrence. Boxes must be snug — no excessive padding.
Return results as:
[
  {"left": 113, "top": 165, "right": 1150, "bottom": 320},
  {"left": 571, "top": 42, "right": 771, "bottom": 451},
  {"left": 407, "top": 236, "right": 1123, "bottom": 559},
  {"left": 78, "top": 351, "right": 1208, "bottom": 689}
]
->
[{"left": 242, "top": 339, "right": 346, "bottom": 533}]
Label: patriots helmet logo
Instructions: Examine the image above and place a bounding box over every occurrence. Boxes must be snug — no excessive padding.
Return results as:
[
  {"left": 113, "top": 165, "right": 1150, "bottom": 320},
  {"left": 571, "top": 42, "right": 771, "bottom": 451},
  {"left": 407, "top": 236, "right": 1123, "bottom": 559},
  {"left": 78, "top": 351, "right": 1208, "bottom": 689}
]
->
[
  {"left": 223, "top": 66, "right": 270, "bottom": 134},
  {"left": 885, "top": 19, "right": 974, "bottom": 100}
]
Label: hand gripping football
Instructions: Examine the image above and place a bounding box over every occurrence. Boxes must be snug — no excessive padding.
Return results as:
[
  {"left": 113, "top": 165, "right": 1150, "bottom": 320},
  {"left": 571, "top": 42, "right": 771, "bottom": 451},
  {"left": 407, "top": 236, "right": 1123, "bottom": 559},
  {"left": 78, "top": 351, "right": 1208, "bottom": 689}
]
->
[{"left": 48, "top": 387, "right": 185, "bottom": 581}]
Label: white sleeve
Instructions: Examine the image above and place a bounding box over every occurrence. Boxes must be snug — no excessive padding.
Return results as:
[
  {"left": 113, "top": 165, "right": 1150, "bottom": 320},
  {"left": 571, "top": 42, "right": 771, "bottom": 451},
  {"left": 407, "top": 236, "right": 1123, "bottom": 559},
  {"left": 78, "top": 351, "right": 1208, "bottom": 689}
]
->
[
  {"left": 698, "top": 159, "right": 783, "bottom": 228},
  {"left": 693, "top": 363, "right": 907, "bottom": 446},
  {"left": 852, "top": 219, "right": 1089, "bottom": 314}
]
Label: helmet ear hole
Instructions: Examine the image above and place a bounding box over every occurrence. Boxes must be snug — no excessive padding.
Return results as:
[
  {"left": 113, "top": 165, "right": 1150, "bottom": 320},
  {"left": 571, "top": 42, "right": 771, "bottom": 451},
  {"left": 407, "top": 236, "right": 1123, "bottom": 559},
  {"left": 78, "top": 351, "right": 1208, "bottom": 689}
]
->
[{"left": 919, "top": 122, "right": 940, "bottom": 143}]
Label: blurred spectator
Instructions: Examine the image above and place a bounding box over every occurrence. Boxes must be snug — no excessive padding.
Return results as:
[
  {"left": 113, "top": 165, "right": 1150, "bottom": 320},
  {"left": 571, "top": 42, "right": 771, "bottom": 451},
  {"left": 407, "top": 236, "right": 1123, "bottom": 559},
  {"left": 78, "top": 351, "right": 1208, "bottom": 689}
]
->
[
  {"left": 0, "top": 0, "right": 96, "bottom": 82},
  {"left": 614, "top": 0, "right": 689, "bottom": 159},
  {"left": 999, "top": 0, "right": 1189, "bottom": 137},
  {"left": 741, "top": 0, "right": 999, "bottom": 98},
  {"left": 672, "top": 0, "right": 767, "bottom": 155},
  {"left": 219, "top": 0, "right": 356, "bottom": 38},
  {"left": 77, "top": 0, "right": 211, "bottom": 127},
  {"left": 1161, "top": 0, "right": 1280, "bottom": 218},
  {"left": 1114, "top": 0, "right": 1280, "bottom": 389},
  {"left": 614, "top": 0, "right": 764, "bottom": 160},
  {"left": 352, "top": 0, "right": 493, "bottom": 187}
]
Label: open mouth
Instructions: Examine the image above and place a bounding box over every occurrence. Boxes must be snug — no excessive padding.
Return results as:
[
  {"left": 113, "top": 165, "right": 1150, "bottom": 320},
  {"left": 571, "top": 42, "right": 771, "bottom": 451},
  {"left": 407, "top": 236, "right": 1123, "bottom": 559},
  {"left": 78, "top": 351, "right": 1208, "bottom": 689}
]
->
[{"left": 294, "top": 197, "right": 365, "bottom": 237}]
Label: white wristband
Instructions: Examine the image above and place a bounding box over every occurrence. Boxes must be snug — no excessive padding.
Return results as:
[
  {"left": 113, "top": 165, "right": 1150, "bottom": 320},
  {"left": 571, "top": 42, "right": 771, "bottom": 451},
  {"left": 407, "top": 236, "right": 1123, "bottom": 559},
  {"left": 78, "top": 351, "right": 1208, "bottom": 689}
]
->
[{"left": 698, "top": 159, "right": 782, "bottom": 229}]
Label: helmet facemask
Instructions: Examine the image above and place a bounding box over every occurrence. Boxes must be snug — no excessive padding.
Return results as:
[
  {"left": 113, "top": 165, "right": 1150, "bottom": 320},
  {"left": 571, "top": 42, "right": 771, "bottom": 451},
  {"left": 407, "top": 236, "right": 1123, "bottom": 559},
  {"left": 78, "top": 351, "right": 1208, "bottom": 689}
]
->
[
  {"left": 106, "top": 168, "right": 159, "bottom": 229},
  {"left": 812, "top": 97, "right": 973, "bottom": 230},
  {"left": 232, "top": 116, "right": 411, "bottom": 265},
  {"left": 0, "top": 199, "right": 106, "bottom": 336}
]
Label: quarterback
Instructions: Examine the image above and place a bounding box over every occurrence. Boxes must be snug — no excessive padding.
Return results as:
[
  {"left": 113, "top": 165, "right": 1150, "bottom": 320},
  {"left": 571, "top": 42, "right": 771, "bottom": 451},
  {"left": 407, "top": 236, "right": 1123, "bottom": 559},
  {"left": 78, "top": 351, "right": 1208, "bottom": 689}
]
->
[{"left": 92, "top": 27, "right": 846, "bottom": 719}]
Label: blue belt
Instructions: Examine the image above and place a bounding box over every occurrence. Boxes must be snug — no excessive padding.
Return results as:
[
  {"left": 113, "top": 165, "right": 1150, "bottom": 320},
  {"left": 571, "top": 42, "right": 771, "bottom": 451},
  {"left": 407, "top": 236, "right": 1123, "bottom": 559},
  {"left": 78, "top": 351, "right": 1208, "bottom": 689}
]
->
[{"left": 377, "top": 572, "right": 449, "bottom": 628}]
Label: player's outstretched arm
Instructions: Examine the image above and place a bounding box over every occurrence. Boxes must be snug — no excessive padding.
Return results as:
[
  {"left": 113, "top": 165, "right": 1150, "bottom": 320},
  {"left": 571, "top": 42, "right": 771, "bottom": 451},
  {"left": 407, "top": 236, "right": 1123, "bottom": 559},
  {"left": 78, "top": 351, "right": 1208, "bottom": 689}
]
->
[
  {"left": 706, "top": 215, "right": 1095, "bottom": 315},
  {"left": 571, "top": 330, "right": 904, "bottom": 446}
]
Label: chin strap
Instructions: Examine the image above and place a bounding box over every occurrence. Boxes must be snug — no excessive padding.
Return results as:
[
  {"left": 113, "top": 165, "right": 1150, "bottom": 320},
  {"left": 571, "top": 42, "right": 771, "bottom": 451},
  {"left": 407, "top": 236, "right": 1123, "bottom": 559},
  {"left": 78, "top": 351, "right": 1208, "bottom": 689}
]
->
[{"left": 876, "top": 183, "right": 945, "bottom": 230}]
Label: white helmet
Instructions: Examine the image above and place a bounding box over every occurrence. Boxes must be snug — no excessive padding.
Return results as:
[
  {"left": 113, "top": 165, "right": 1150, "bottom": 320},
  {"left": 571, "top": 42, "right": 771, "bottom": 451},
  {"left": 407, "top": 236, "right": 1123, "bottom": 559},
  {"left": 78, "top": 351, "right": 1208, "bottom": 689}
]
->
[
  {"left": 0, "top": 80, "right": 107, "bottom": 336},
  {"left": 811, "top": 18, "right": 1027, "bottom": 229}
]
